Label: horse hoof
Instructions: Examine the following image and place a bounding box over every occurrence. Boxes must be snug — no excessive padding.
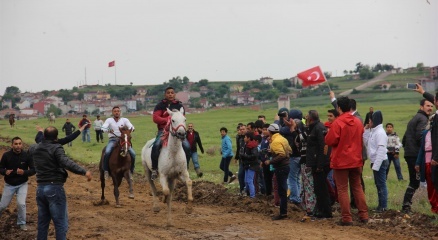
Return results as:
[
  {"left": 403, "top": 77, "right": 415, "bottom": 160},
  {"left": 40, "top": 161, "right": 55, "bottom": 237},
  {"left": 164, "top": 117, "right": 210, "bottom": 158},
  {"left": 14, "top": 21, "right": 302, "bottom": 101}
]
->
[
  {"left": 115, "top": 204, "right": 122, "bottom": 208},
  {"left": 152, "top": 206, "right": 160, "bottom": 213},
  {"left": 185, "top": 206, "right": 193, "bottom": 214},
  {"left": 129, "top": 194, "right": 135, "bottom": 199}
]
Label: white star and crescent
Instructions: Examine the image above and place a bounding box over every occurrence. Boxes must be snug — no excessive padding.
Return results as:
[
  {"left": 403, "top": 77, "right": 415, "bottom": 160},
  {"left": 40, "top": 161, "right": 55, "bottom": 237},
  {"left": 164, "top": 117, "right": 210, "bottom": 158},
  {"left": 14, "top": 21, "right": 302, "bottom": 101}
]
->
[{"left": 307, "top": 71, "right": 320, "bottom": 81}]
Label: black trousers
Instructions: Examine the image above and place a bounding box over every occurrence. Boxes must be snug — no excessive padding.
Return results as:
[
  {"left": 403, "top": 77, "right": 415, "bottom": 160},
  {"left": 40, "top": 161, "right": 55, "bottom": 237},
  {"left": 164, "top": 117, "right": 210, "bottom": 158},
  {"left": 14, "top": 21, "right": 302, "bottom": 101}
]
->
[{"left": 312, "top": 166, "right": 332, "bottom": 217}]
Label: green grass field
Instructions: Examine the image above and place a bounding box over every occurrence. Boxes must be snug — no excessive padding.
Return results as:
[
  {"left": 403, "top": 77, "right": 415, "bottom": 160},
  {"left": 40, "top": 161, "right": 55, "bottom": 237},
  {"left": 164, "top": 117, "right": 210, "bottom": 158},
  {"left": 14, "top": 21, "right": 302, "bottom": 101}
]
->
[{"left": 0, "top": 73, "right": 434, "bottom": 215}]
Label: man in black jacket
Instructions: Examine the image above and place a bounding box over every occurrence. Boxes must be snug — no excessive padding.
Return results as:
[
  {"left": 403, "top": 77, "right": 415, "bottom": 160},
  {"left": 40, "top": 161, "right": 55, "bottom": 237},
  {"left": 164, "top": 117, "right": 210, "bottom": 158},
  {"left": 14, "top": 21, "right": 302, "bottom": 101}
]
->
[
  {"left": 305, "top": 110, "right": 332, "bottom": 218},
  {"left": 415, "top": 84, "right": 438, "bottom": 193},
  {"left": 62, "top": 119, "right": 76, "bottom": 147},
  {"left": 401, "top": 98, "right": 433, "bottom": 213},
  {"left": 29, "top": 126, "right": 92, "bottom": 239},
  {"left": 186, "top": 123, "right": 205, "bottom": 177},
  {"left": 0, "top": 137, "right": 35, "bottom": 231}
]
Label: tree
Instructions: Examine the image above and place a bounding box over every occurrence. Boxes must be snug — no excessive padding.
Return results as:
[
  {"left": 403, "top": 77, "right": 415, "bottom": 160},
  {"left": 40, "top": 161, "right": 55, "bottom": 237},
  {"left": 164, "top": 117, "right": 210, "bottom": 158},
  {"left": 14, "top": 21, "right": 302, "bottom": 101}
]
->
[
  {"left": 416, "top": 63, "right": 424, "bottom": 72},
  {"left": 283, "top": 79, "right": 292, "bottom": 88},
  {"left": 324, "top": 72, "right": 332, "bottom": 79},
  {"left": 343, "top": 70, "right": 348, "bottom": 75},
  {"left": 42, "top": 90, "right": 50, "bottom": 97},
  {"left": 4, "top": 86, "right": 20, "bottom": 95},
  {"left": 355, "top": 62, "right": 363, "bottom": 73},
  {"left": 198, "top": 79, "right": 209, "bottom": 87},
  {"left": 46, "top": 104, "right": 62, "bottom": 116}
]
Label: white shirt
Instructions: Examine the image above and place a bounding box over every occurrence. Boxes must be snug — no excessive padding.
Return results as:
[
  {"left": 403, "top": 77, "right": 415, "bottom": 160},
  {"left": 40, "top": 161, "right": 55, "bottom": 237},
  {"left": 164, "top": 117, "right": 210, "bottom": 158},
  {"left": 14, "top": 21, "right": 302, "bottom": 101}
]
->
[
  {"left": 101, "top": 117, "right": 135, "bottom": 138},
  {"left": 93, "top": 119, "right": 104, "bottom": 130},
  {"left": 363, "top": 124, "right": 388, "bottom": 171}
]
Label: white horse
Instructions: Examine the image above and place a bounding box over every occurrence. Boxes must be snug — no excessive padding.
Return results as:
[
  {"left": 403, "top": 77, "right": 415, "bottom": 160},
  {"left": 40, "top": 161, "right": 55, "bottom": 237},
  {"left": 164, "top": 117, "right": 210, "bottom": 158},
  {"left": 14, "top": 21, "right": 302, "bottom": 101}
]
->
[
  {"left": 141, "top": 107, "right": 193, "bottom": 227},
  {"left": 48, "top": 112, "right": 55, "bottom": 124}
]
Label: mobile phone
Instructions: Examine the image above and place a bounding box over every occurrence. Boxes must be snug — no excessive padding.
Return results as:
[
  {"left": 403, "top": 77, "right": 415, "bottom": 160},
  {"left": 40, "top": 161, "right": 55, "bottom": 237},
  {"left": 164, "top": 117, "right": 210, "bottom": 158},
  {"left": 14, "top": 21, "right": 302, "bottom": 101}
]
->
[{"left": 407, "top": 83, "right": 417, "bottom": 89}]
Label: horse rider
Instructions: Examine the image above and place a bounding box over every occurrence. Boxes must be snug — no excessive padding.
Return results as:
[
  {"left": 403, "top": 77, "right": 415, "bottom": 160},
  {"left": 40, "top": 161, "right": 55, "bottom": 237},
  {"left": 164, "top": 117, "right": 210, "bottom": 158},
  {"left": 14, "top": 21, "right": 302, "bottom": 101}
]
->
[
  {"left": 151, "top": 86, "right": 191, "bottom": 180},
  {"left": 101, "top": 106, "right": 136, "bottom": 180}
]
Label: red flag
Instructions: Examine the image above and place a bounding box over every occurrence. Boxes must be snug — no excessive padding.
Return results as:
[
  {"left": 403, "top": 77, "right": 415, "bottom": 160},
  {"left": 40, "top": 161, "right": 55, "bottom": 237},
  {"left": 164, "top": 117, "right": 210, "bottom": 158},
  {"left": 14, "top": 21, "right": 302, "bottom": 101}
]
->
[
  {"left": 108, "top": 60, "right": 115, "bottom": 67},
  {"left": 297, "top": 66, "right": 327, "bottom": 87}
]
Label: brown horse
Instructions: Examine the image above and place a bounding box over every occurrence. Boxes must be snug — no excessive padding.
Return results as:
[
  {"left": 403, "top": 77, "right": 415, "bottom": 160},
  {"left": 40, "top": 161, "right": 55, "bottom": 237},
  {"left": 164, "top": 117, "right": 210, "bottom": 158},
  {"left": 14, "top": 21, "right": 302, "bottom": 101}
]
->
[
  {"left": 8, "top": 114, "right": 15, "bottom": 128},
  {"left": 98, "top": 126, "right": 134, "bottom": 207}
]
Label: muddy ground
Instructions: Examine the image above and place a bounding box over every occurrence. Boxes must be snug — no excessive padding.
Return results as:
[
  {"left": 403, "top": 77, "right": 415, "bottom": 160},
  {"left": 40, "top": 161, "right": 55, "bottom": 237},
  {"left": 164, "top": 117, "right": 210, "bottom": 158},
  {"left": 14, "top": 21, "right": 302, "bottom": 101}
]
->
[{"left": 0, "top": 139, "right": 437, "bottom": 240}]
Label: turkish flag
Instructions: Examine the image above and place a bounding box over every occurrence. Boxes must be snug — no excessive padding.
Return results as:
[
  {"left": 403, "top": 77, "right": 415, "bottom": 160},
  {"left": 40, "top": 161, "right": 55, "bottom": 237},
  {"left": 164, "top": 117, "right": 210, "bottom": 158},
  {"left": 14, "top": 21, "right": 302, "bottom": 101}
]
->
[
  {"left": 297, "top": 66, "right": 326, "bottom": 87},
  {"left": 108, "top": 60, "right": 115, "bottom": 67}
]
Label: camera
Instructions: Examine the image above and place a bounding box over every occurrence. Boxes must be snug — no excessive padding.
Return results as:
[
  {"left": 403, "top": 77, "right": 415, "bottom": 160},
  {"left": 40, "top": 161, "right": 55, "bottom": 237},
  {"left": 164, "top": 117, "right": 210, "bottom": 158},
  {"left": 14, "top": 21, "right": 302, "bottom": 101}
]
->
[
  {"left": 278, "top": 111, "right": 288, "bottom": 118},
  {"left": 406, "top": 83, "right": 418, "bottom": 90}
]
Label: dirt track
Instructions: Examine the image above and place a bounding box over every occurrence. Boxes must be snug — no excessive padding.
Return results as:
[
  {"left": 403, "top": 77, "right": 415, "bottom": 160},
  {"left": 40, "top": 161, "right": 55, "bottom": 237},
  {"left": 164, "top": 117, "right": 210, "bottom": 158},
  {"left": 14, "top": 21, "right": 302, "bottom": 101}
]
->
[{"left": 1, "top": 143, "right": 438, "bottom": 240}]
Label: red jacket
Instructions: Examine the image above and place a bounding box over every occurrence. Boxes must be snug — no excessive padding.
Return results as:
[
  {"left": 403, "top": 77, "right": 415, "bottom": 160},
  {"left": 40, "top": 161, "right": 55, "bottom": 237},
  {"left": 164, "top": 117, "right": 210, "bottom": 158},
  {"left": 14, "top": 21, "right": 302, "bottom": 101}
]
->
[{"left": 325, "top": 112, "right": 364, "bottom": 169}]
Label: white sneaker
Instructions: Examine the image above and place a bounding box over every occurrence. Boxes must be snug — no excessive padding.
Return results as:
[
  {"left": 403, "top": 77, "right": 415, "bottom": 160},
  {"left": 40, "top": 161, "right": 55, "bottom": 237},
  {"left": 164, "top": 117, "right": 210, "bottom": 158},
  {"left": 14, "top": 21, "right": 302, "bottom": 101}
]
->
[
  {"left": 104, "top": 171, "right": 109, "bottom": 180},
  {"left": 19, "top": 224, "right": 28, "bottom": 231}
]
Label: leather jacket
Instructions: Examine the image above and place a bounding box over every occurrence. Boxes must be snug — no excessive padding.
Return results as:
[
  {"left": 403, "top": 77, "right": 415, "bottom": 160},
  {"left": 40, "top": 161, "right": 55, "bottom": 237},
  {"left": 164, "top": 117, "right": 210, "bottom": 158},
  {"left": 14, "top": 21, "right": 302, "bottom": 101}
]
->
[{"left": 29, "top": 140, "right": 86, "bottom": 184}]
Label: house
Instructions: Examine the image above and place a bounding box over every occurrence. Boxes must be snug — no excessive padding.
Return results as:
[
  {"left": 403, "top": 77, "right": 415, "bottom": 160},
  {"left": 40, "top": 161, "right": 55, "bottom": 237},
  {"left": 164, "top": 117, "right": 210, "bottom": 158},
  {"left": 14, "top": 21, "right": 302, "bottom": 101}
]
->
[
  {"left": 2, "top": 99, "right": 12, "bottom": 109},
  {"left": 199, "top": 86, "right": 209, "bottom": 95},
  {"left": 136, "top": 88, "right": 147, "bottom": 96},
  {"left": 418, "top": 78, "right": 436, "bottom": 92},
  {"left": 33, "top": 101, "right": 52, "bottom": 115},
  {"left": 391, "top": 68, "right": 405, "bottom": 74},
  {"left": 380, "top": 82, "right": 391, "bottom": 92},
  {"left": 96, "top": 91, "right": 111, "bottom": 100},
  {"left": 290, "top": 76, "right": 300, "bottom": 87},
  {"left": 199, "top": 98, "right": 211, "bottom": 109},
  {"left": 46, "top": 96, "right": 63, "bottom": 107},
  {"left": 260, "top": 77, "right": 273, "bottom": 85},
  {"left": 16, "top": 100, "right": 32, "bottom": 110},
  {"left": 430, "top": 66, "right": 438, "bottom": 79},
  {"left": 230, "top": 84, "right": 243, "bottom": 93},
  {"left": 189, "top": 92, "right": 201, "bottom": 98},
  {"left": 236, "top": 92, "right": 254, "bottom": 105},
  {"left": 176, "top": 92, "right": 190, "bottom": 105},
  {"left": 0, "top": 108, "right": 20, "bottom": 119},
  {"left": 277, "top": 95, "right": 290, "bottom": 110},
  {"left": 20, "top": 108, "right": 39, "bottom": 115},
  {"left": 83, "top": 92, "right": 98, "bottom": 101}
]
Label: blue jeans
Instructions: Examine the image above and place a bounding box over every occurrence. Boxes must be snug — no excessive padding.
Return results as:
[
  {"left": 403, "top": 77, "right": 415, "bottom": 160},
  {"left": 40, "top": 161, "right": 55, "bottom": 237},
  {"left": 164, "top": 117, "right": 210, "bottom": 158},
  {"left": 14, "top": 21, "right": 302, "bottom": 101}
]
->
[
  {"left": 287, "top": 157, "right": 301, "bottom": 203},
  {"left": 0, "top": 182, "right": 28, "bottom": 225},
  {"left": 151, "top": 130, "right": 190, "bottom": 169},
  {"left": 219, "top": 156, "right": 233, "bottom": 182},
  {"left": 387, "top": 153, "right": 404, "bottom": 180},
  {"left": 238, "top": 162, "right": 246, "bottom": 192},
  {"left": 82, "top": 128, "right": 90, "bottom": 142},
  {"left": 245, "top": 169, "right": 256, "bottom": 198},
  {"left": 275, "top": 166, "right": 290, "bottom": 215},
  {"left": 187, "top": 152, "right": 200, "bottom": 170},
  {"left": 103, "top": 138, "right": 136, "bottom": 173},
  {"left": 373, "top": 160, "right": 389, "bottom": 209},
  {"left": 36, "top": 184, "right": 68, "bottom": 240}
]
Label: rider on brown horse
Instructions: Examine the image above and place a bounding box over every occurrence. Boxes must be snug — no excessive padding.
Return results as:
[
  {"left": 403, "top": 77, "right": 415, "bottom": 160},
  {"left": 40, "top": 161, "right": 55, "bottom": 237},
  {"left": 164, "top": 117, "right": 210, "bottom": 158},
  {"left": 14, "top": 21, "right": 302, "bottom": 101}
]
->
[{"left": 101, "top": 106, "right": 136, "bottom": 180}]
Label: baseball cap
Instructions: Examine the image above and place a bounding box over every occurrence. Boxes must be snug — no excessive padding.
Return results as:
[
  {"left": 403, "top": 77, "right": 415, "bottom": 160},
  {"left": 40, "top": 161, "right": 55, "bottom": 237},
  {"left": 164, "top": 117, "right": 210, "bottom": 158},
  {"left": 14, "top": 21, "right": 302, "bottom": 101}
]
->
[{"left": 267, "top": 123, "right": 279, "bottom": 132}]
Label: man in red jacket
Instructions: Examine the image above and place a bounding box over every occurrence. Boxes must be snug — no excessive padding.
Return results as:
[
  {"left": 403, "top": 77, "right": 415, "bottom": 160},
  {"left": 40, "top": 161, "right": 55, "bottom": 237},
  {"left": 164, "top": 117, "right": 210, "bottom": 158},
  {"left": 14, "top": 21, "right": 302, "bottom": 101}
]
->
[{"left": 325, "top": 96, "right": 368, "bottom": 225}]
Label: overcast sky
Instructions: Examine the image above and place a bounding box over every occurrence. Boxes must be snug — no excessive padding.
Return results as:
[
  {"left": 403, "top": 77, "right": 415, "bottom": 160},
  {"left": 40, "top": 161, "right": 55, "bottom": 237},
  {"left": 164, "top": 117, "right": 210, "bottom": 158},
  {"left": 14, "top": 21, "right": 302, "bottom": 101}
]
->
[{"left": 1, "top": 0, "right": 437, "bottom": 95}]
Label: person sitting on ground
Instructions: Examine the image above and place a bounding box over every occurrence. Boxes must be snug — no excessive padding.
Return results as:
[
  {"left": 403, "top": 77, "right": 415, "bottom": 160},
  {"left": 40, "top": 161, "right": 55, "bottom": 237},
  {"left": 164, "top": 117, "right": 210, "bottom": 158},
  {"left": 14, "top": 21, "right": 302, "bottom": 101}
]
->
[
  {"left": 101, "top": 106, "right": 136, "bottom": 180},
  {"left": 151, "top": 86, "right": 190, "bottom": 180}
]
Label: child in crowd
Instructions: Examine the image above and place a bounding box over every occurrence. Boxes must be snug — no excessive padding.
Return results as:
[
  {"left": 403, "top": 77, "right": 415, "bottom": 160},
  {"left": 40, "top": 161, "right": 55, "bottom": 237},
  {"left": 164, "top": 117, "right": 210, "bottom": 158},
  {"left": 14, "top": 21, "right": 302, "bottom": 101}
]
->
[
  {"left": 385, "top": 123, "right": 404, "bottom": 181},
  {"left": 240, "top": 132, "right": 259, "bottom": 198}
]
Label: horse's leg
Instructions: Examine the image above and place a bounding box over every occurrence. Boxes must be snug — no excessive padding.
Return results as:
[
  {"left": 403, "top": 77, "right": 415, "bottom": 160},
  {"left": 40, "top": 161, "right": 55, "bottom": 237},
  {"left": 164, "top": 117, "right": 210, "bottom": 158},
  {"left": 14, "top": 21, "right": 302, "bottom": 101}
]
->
[
  {"left": 179, "top": 170, "right": 193, "bottom": 214},
  {"left": 125, "top": 169, "right": 134, "bottom": 199},
  {"left": 100, "top": 168, "right": 106, "bottom": 204},
  {"left": 159, "top": 174, "right": 170, "bottom": 204},
  {"left": 113, "top": 175, "right": 121, "bottom": 208},
  {"left": 145, "top": 167, "right": 160, "bottom": 213},
  {"left": 166, "top": 178, "right": 176, "bottom": 227}
]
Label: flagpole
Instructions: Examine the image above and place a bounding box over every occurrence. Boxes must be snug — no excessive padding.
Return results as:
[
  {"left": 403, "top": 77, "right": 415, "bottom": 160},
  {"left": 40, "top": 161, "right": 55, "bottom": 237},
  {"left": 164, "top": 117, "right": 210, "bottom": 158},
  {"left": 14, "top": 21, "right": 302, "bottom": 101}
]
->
[
  {"left": 325, "top": 79, "right": 331, "bottom": 92},
  {"left": 114, "top": 64, "right": 117, "bottom": 85}
]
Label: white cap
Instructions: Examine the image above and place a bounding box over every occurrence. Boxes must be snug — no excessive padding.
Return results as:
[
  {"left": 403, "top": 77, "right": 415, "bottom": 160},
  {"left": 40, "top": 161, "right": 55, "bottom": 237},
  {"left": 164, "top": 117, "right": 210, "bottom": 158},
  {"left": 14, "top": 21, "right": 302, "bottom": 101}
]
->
[{"left": 268, "top": 123, "right": 279, "bottom": 132}]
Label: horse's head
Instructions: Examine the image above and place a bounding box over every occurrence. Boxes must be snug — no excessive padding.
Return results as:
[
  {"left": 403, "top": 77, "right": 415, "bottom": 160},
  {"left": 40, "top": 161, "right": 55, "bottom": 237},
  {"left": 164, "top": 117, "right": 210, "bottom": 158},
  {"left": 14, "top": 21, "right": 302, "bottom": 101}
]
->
[
  {"left": 118, "top": 126, "right": 133, "bottom": 157},
  {"left": 167, "top": 107, "right": 186, "bottom": 140}
]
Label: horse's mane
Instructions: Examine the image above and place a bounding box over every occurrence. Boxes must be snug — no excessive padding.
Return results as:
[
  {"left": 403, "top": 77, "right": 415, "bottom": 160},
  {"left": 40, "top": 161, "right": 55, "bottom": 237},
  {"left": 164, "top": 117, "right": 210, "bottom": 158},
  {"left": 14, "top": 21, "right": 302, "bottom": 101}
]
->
[{"left": 161, "top": 118, "right": 171, "bottom": 147}]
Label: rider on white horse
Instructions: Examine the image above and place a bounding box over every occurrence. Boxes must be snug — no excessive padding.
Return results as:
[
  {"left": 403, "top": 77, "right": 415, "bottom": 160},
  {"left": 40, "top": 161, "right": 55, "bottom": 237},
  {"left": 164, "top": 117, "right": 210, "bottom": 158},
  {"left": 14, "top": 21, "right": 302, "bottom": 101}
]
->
[
  {"left": 101, "top": 106, "right": 136, "bottom": 180},
  {"left": 151, "top": 86, "right": 191, "bottom": 180}
]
